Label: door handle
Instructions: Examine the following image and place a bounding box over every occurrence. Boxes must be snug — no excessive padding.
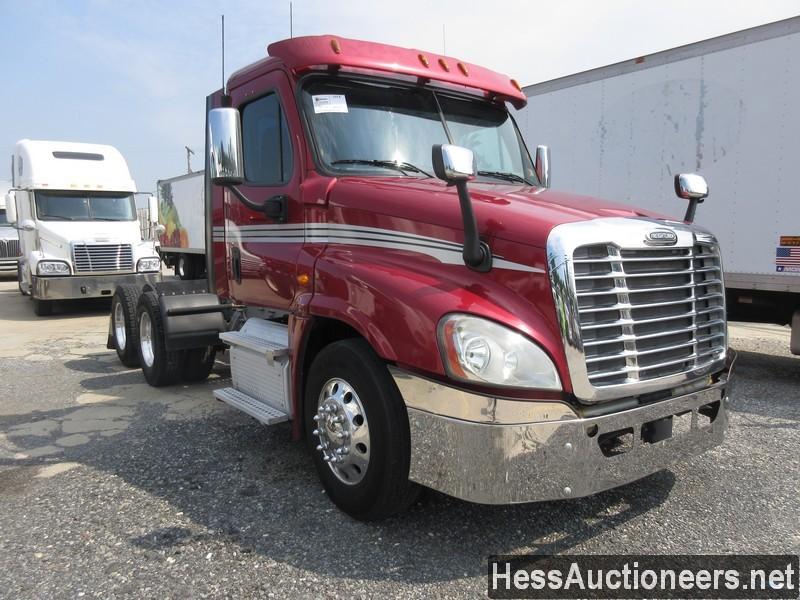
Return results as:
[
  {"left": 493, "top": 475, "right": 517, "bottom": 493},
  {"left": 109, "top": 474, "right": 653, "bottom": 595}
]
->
[{"left": 263, "top": 195, "right": 288, "bottom": 223}]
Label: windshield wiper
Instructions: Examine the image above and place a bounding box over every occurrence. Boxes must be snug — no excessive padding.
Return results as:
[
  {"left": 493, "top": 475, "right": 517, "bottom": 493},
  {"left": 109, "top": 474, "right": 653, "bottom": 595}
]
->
[
  {"left": 91, "top": 217, "right": 125, "bottom": 221},
  {"left": 42, "top": 215, "right": 75, "bottom": 220},
  {"left": 332, "top": 159, "right": 432, "bottom": 178},
  {"left": 477, "top": 170, "right": 529, "bottom": 184}
]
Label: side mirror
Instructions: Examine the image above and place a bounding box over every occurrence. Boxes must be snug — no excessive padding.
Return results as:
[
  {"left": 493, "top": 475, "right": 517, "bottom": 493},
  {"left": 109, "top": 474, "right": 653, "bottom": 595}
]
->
[
  {"left": 4, "top": 191, "right": 16, "bottom": 224},
  {"left": 208, "top": 107, "right": 244, "bottom": 185},
  {"left": 674, "top": 173, "right": 709, "bottom": 223},
  {"left": 154, "top": 223, "right": 166, "bottom": 237},
  {"left": 534, "top": 145, "right": 550, "bottom": 188},
  {"left": 148, "top": 194, "right": 159, "bottom": 224},
  {"left": 19, "top": 219, "right": 36, "bottom": 232},
  {"left": 432, "top": 144, "right": 475, "bottom": 183}
]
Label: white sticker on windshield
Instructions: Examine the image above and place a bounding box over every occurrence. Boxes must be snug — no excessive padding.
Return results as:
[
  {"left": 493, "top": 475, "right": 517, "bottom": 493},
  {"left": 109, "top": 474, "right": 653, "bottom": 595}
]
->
[{"left": 312, "top": 94, "right": 348, "bottom": 114}]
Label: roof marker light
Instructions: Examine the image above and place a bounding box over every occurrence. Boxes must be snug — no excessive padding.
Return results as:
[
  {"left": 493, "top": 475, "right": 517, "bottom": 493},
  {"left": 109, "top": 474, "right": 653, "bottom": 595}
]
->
[
  {"left": 510, "top": 78, "right": 522, "bottom": 92},
  {"left": 438, "top": 58, "right": 450, "bottom": 72},
  {"left": 457, "top": 62, "right": 469, "bottom": 76},
  {"left": 418, "top": 53, "right": 429, "bottom": 68},
  {"left": 330, "top": 39, "right": 341, "bottom": 54}
]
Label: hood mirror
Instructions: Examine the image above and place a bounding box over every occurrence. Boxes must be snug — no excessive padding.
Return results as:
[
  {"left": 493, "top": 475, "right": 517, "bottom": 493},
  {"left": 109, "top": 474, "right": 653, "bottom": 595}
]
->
[
  {"left": 432, "top": 144, "right": 491, "bottom": 272},
  {"left": 674, "top": 173, "right": 709, "bottom": 223},
  {"left": 534, "top": 145, "right": 550, "bottom": 188},
  {"left": 432, "top": 144, "right": 475, "bottom": 182}
]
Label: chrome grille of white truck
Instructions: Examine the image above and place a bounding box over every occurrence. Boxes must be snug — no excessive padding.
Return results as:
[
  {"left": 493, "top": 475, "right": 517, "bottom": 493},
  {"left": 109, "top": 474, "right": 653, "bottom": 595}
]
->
[
  {"left": 574, "top": 243, "right": 726, "bottom": 386},
  {"left": 0, "top": 240, "right": 21, "bottom": 258},
  {"left": 72, "top": 243, "right": 134, "bottom": 273},
  {"left": 547, "top": 218, "right": 727, "bottom": 403}
]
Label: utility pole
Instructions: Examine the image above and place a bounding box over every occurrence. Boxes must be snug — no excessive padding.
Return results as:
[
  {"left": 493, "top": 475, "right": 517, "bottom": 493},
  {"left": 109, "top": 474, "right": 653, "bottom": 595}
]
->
[{"left": 185, "top": 146, "right": 195, "bottom": 174}]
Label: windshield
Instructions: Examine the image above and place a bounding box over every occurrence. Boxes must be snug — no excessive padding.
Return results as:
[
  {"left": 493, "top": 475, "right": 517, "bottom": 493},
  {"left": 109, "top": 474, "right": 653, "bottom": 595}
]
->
[
  {"left": 34, "top": 191, "right": 136, "bottom": 222},
  {"left": 301, "top": 78, "right": 538, "bottom": 185},
  {"left": 0, "top": 209, "right": 9, "bottom": 227}
]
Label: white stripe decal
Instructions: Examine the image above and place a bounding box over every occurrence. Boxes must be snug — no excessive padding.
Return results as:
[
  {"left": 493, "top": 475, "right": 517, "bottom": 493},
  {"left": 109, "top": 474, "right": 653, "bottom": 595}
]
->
[{"left": 211, "top": 222, "right": 543, "bottom": 273}]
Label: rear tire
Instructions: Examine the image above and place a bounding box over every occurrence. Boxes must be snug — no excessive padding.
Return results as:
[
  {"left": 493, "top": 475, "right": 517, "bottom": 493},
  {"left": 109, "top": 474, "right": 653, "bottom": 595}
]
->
[
  {"left": 33, "top": 298, "right": 53, "bottom": 316},
  {"left": 176, "top": 254, "right": 195, "bottom": 280},
  {"left": 136, "top": 291, "right": 184, "bottom": 387},
  {"left": 304, "top": 338, "right": 420, "bottom": 520},
  {"left": 180, "top": 347, "right": 216, "bottom": 382},
  {"left": 111, "top": 284, "right": 141, "bottom": 367}
]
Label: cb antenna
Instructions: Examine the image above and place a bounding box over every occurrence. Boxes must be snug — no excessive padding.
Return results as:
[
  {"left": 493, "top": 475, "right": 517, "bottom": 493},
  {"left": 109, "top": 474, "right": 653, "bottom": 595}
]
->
[{"left": 221, "top": 14, "right": 226, "bottom": 95}]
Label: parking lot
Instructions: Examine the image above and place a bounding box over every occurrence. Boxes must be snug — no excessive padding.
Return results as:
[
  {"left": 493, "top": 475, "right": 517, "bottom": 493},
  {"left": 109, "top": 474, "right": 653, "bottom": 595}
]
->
[{"left": 0, "top": 276, "right": 797, "bottom": 598}]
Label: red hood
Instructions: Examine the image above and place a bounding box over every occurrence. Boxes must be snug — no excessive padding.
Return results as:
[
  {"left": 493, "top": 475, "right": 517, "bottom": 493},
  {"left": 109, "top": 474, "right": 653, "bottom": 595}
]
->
[{"left": 327, "top": 176, "right": 672, "bottom": 249}]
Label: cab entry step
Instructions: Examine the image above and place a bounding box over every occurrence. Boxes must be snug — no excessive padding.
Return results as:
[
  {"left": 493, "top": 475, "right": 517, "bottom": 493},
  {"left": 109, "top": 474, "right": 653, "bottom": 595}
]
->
[
  {"left": 214, "top": 387, "right": 289, "bottom": 425},
  {"left": 219, "top": 330, "right": 288, "bottom": 363}
]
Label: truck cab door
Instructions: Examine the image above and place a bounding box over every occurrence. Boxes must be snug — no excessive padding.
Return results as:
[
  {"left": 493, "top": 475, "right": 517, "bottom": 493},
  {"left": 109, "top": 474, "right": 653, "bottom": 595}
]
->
[{"left": 225, "top": 70, "right": 305, "bottom": 312}]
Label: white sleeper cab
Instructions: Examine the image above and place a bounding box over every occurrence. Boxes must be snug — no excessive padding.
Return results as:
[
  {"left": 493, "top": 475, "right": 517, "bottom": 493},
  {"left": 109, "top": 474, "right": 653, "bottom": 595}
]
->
[{"left": 5, "top": 139, "right": 162, "bottom": 315}]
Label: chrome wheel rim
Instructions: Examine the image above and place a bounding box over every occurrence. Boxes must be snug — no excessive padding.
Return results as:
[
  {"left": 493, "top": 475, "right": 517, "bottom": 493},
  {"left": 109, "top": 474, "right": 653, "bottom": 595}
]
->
[
  {"left": 313, "top": 378, "right": 371, "bottom": 485},
  {"left": 113, "top": 302, "right": 126, "bottom": 350},
  {"left": 139, "top": 312, "right": 155, "bottom": 368}
]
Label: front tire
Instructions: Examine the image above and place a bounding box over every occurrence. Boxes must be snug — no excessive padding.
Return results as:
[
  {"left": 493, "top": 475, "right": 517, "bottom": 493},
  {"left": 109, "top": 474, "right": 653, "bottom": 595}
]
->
[
  {"left": 136, "top": 291, "right": 184, "bottom": 387},
  {"left": 17, "top": 263, "right": 28, "bottom": 296},
  {"left": 111, "top": 284, "right": 141, "bottom": 367},
  {"left": 304, "top": 339, "right": 419, "bottom": 520}
]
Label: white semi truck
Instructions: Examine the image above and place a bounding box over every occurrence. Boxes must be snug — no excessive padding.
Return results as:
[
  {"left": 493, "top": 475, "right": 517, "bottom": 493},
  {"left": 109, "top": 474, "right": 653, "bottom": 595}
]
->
[
  {"left": 156, "top": 171, "right": 206, "bottom": 280},
  {"left": 516, "top": 15, "right": 800, "bottom": 351},
  {"left": 6, "top": 140, "right": 162, "bottom": 315}
]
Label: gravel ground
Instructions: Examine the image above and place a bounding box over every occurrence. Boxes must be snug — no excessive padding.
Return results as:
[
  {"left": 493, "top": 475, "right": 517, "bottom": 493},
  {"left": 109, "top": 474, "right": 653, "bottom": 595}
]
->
[{"left": 0, "top": 278, "right": 798, "bottom": 599}]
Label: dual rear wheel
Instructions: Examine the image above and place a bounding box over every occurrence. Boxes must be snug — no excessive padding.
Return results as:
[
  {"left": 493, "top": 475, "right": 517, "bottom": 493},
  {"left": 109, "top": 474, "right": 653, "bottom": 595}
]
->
[{"left": 109, "top": 287, "right": 216, "bottom": 385}]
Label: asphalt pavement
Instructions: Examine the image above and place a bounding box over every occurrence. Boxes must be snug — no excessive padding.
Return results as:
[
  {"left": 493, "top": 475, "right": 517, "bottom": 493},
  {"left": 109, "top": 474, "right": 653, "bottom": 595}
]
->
[{"left": 0, "top": 277, "right": 797, "bottom": 599}]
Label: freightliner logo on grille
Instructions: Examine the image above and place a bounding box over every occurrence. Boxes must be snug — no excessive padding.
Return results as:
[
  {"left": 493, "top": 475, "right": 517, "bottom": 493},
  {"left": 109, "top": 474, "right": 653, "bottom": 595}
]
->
[{"left": 644, "top": 229, "right": 678, "bottom": 246}]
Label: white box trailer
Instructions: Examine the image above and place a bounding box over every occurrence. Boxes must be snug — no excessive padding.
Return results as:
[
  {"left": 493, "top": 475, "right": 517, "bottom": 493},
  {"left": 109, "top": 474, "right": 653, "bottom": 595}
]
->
[
  {"left": 516, "top": 15, "right": 800, "bottom": 351},
  {"left": 157, "top": 171, "right": 206, "bottom": 280}
]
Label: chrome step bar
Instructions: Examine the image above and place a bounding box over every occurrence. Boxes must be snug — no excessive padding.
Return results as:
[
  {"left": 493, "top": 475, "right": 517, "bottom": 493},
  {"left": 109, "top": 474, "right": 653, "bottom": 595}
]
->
[{"left": 214, "top": 387, "right": 289, "bottom": 425}]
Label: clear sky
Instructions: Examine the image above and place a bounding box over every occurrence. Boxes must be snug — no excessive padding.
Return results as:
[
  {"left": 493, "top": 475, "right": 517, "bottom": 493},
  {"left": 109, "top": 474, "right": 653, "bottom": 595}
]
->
[{"left": 2, "top": 0, "right": 798, "bottom": 193}]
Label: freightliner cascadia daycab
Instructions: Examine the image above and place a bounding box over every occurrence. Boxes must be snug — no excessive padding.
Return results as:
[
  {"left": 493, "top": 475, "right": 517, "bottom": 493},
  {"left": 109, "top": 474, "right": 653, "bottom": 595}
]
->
[
  {"left": 6, "top": 140, "right": 162, "bottom": 316},
  {"left": 107, "top": 35, "right": 735, "bottom": 520},
  {"left": 516, "top": 16, "right": 800, "bottom": 352},
  {"left": 156, "top": 171, "right": 207, "bottom": 280}
]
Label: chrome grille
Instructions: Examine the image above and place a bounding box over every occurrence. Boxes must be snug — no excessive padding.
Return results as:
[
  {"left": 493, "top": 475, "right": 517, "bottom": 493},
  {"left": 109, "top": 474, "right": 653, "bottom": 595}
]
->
[
  {"left": 573, "top": 242, "right": 725, "bottom": 387},
  {"left": 0, "top": 240, "right": 20, "bottom": 258},
  {"left": 72, "top": 243, "right": 134, "bottom": 273}
]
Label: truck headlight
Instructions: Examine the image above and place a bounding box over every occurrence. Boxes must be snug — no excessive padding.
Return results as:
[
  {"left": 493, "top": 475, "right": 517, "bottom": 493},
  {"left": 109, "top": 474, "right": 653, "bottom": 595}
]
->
[
  {"left": 36, "top": 260, "right": 70, "bottom": 276},
  {"left": 438, "top": 314, "right": 561, "bottom": 390},
  {"left": 137, "top": 257, "right": 161, "bottom": 272}
]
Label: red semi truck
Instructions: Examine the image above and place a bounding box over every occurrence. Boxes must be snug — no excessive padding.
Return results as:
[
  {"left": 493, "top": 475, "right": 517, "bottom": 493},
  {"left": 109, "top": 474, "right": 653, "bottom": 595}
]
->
[{"left": 108, "top": 35, "right": 734, "bottom": 520}]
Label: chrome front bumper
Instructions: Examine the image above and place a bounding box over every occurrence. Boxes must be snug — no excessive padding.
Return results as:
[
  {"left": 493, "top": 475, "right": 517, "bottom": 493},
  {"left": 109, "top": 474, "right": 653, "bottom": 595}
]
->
[
  {"left": 392, "top": 363, "right": 732, "bottom": 505},
  {"left": 32, "top": 273, "right": 159, "bottom": 300},
  {"left": 0, "top": 259, "right": 18, "bottom": 273}
]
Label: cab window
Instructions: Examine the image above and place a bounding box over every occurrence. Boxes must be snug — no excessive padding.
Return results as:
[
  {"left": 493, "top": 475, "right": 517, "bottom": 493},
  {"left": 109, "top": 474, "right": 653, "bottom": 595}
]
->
[{"left": 241, "top": 92, "right": 293, "bottom": 185}]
